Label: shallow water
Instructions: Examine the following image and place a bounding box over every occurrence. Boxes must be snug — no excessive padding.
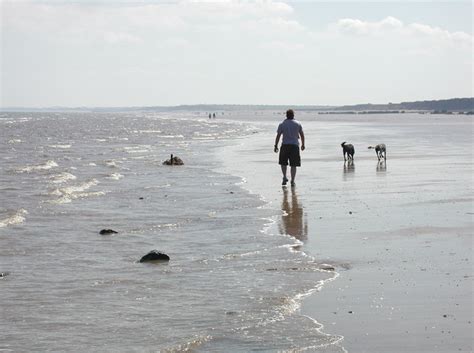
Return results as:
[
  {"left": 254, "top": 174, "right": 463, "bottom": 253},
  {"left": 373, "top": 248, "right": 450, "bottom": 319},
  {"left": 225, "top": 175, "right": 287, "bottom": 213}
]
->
[{"left": 0, "top": 112, "right": 341, "bottom": 352}]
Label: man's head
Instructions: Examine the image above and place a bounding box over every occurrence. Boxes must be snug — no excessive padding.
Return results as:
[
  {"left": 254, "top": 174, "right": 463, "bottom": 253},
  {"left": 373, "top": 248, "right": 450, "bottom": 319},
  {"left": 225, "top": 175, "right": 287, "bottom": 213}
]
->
[{"left": 286, "top": 109, "right": 294, "bottom": 120}]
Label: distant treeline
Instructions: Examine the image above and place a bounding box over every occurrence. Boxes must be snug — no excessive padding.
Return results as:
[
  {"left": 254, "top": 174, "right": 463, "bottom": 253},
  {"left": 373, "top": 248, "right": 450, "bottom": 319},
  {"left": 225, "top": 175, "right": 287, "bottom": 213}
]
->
[{"left": 332, "top": 98, "right": 473, "bottom": 112}]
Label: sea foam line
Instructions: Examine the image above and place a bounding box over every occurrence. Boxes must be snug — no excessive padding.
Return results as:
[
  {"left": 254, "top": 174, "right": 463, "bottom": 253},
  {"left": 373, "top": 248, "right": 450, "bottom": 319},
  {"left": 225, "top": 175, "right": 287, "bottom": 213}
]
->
[
  {"left": 48, "top": 179, "right": 104, "bottom": 204},
  {"left": 16, "top": 160, "right": 58, "bottom": 173}
]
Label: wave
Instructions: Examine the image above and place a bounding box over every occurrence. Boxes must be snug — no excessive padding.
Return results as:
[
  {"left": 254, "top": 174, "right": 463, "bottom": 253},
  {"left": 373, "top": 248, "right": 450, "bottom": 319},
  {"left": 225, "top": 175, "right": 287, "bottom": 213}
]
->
[
  {"left": 8, "top": 139, "right": 22, "bottom": 144},
  {"left": 16, "top": 160, "right": 58, "bottom": 173},
  {"left": 106, "top": 173, "right": 124, "bottom": 180},
  {"left": 49, "top": 172, "right": 77, "bottom": 184},
  {"left": 48, "top": 179, "right": 104, "bottom": 204},
  {"left": 48, "top": 144, "right": 71, "bottom": 149},
  {"left": 133, "top": 130, "right": 162, "bottom": 134},
  {"left": 161, "top": 335, "right": 213, "bottom": 353},
  {"left": 159, "top": 135, "right": 184, "bottom": 138},
  {"left": 0, "top": 209, "right": 28, "bottom": 228},
  {"left": 105, "top": 160, "right": 121, "bottom": 168}
]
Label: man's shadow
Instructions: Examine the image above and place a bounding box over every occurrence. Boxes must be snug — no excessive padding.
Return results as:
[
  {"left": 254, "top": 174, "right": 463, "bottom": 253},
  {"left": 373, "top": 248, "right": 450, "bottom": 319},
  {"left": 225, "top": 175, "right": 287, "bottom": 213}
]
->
[{"left": 278, "top": 187, "right": 307, "bottom": 242}]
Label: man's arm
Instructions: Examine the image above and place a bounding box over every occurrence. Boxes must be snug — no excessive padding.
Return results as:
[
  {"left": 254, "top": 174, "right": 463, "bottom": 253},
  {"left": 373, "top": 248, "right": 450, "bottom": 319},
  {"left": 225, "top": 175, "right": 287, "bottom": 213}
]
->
[
  {"left": 274, "top": 132, "right": 282, "bottom": 152},
  {"left": 300, "top": 130, "right": 305, "bottom": 151}
]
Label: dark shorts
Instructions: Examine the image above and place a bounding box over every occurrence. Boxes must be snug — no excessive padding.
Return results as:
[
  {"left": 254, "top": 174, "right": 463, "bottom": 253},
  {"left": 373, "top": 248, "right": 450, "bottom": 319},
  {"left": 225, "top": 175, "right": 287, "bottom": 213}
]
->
[{"left": 279, "top": 144, "right": 301, "bottom": 167}]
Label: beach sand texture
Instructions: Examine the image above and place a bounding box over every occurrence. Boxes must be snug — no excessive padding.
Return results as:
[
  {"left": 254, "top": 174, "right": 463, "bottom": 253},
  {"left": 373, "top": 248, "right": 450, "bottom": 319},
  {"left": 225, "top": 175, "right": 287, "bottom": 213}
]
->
[{"left": 219, "top": 113, "right": 473, "bottom": 353}]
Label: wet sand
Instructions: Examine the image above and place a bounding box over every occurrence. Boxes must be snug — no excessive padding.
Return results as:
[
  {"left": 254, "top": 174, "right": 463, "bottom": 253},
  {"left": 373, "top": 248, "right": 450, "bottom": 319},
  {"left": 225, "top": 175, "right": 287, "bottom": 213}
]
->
[{"left": 219, "top": 113, "right": 473, "bottom": 352}]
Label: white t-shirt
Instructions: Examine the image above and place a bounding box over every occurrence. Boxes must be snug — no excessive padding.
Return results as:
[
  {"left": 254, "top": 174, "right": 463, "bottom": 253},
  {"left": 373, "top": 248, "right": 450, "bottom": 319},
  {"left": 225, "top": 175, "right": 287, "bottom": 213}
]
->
[{"left": 277, "top": 119, "right": 303, "bottom": 145}]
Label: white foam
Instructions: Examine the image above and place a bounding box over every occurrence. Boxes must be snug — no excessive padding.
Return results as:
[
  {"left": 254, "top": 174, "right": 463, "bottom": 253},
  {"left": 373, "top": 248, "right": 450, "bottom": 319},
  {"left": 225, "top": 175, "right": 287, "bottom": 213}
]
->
[
  {"left": 8, "top": 139, "right": 22, "bottom": 144},
  {"left": 49, "top": 179, "right": 103, "bottom": 204},
  {"left": 160, "top": 135, "right": 184, "bottom": 138},
  {"left": 106, "top": 173, "right": 124, "bottom": 180},
  {"left": 17, "top": 160, "right": 58, "bottom": 173},
  {"left": 105, "top": 160, "right": 120, "bottom": 168},
  {"left": 48, "top": 144, "right": 71, "bottom": 149},
  {"left": 0, "top": 209, "right": 28, "bottom": 228},
  {"left": 49, "top": 172, "right": 77, "bottom": 184},
  {"left": 137, "top": 130, "right": 162, "bottom": 133},
  {"left": 163, "top": 335, "right": 213, "bottom": 352}
]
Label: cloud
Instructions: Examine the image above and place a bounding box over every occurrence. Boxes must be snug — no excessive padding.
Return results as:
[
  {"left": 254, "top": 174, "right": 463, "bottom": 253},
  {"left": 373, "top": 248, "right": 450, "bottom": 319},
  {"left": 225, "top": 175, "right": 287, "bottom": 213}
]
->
[
  {"left": 333, "top": 16, "right": 403, "bottom": 36},
  {"left": 330, "top": 16, "right": 473, "bottom": 47},
  {"left": 408, "top": 23, "right": 472, "bottom": 44},
  {"left": 1, "top": 0, "right": 307, "bottom": 54}
]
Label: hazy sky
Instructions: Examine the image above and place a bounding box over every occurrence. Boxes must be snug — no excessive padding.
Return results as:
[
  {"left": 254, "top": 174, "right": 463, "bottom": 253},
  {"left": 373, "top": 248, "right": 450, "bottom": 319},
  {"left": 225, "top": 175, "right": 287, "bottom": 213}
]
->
[{"left": 1, "top": 0, "right": 472, "bottom": 107}]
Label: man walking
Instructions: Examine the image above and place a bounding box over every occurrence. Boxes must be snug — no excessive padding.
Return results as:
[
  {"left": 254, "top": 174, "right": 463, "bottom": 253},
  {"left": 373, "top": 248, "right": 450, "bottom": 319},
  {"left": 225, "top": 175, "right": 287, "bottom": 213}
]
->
[{"left": 274, "top": 109, "right": 305, "bottom": 186}]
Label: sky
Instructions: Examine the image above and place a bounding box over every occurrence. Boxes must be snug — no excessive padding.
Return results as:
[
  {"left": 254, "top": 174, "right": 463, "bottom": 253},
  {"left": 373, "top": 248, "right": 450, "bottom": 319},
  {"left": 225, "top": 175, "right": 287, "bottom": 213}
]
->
[{"left": 1, "top": 0, "right": 472, "bottom": 107}]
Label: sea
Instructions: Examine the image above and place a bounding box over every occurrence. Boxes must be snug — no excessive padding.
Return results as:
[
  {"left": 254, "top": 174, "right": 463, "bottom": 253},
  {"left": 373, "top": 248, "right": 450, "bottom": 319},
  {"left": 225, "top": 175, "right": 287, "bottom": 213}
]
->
[{"left": 0, "top": 111, "right": 344, "bottom": 352}]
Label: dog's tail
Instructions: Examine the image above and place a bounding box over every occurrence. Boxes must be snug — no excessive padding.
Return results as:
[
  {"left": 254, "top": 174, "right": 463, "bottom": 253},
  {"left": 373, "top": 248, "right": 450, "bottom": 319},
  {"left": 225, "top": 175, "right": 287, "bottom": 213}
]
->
[{"left": 341, "top": 141, "right": 346, "bottom": 147}]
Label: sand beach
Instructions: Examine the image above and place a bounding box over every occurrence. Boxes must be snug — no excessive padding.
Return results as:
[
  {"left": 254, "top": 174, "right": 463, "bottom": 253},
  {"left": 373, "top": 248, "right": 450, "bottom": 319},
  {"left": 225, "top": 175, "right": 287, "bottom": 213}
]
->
[{"left": 219, "top": 112, "right": 473, "bottom": 353}]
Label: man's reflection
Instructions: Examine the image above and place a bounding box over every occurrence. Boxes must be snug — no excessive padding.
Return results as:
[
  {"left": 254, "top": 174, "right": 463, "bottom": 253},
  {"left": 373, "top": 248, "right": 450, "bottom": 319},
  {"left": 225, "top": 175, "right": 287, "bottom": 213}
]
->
[{"left": 278, "top": 187, "right": 308, "bottom": 242}]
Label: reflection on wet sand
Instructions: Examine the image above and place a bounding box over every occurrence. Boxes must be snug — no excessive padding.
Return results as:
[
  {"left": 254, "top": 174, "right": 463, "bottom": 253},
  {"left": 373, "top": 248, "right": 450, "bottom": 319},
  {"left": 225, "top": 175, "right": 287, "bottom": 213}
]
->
[
  {"left": 343, "top": 160, "right": 355, "bottom": 172},
  {"left": 279, "top": 187, "right": 307, "bottom": 242},
  {"left": 377, "top": 160, "right": 387, "bottom": 173},
  {"left": 343, "top": 160, "right": 355, "bottom": 180}
]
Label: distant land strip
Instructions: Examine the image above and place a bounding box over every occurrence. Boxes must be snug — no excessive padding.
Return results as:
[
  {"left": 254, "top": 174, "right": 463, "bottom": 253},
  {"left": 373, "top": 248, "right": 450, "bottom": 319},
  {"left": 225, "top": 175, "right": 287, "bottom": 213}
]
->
[{"left": 1, "top": 97, "right": 473, "bottom": 114}]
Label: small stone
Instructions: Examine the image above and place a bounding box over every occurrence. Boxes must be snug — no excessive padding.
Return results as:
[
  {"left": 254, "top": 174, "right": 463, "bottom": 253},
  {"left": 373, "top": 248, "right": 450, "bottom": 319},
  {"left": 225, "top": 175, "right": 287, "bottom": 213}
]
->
[
  {"left": 100, "top": 229, "right": 118, "bottom": 235},
  {"left": 321, "top": 265, "right": 335, "bottom": 271},
  {"left": 139, "top": 197, "right": 144, "bottom": 200},
  {"left": 348, "top": 310, "right": 353, "bottom": 314},
  {"left": 349, "top": 211, "right": 353, "bottom": 214}
]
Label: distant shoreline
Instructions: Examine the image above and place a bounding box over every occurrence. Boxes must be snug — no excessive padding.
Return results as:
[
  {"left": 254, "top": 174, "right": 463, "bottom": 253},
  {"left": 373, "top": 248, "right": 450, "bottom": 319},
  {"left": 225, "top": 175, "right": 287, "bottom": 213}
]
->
[{"left": 1, "top": 97, "right": 472, "bottom": 114}]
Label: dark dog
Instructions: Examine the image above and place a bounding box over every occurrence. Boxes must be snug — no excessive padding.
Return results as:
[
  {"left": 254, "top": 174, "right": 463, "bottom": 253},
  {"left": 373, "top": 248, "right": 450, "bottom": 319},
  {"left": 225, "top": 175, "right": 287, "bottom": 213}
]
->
[
  {"left": 368, "top": 144, "right": 386, "bottom": 161},
  {"left": 341, "top": 142, "right": 355, "bottom": 161}
]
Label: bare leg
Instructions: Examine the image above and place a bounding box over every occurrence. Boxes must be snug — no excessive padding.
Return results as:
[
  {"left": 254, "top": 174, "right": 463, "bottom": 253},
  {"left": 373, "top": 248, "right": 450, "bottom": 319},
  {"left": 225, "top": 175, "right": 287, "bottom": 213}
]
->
[
  {"left": 290, "top": 166, "right": 297, "bottom": 184},
  {"left": 281, "top": 165, "right": 287, "bottom": 178}
]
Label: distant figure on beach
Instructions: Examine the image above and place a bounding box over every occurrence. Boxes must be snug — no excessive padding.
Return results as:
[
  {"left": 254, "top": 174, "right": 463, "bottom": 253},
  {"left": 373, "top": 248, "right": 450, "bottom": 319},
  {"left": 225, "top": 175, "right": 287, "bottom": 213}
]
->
[
  {"left": 212, "top": 113, "right": 216, "bottom": 118},
  {"left": 274, "top": 109, "right": 305, "bottom": 186},
  {"left": 208, "top": 113, "right": 211, "bottom": 119}
]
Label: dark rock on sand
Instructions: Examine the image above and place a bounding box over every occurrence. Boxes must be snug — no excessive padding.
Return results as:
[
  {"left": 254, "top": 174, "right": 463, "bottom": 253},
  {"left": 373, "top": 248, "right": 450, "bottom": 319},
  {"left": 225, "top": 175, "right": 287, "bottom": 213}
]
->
[
  {"left": 100, "top": 229, "right": 118, "bottom": 235},
  {"left": 163, "top": 154, "right": 184, "bottom": 166},
  {"left": 139, "top": 250, "right": 170, "bottom": 263},
  {"left": 0, "top": 272, "right": 10, "bottom": 279}
]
